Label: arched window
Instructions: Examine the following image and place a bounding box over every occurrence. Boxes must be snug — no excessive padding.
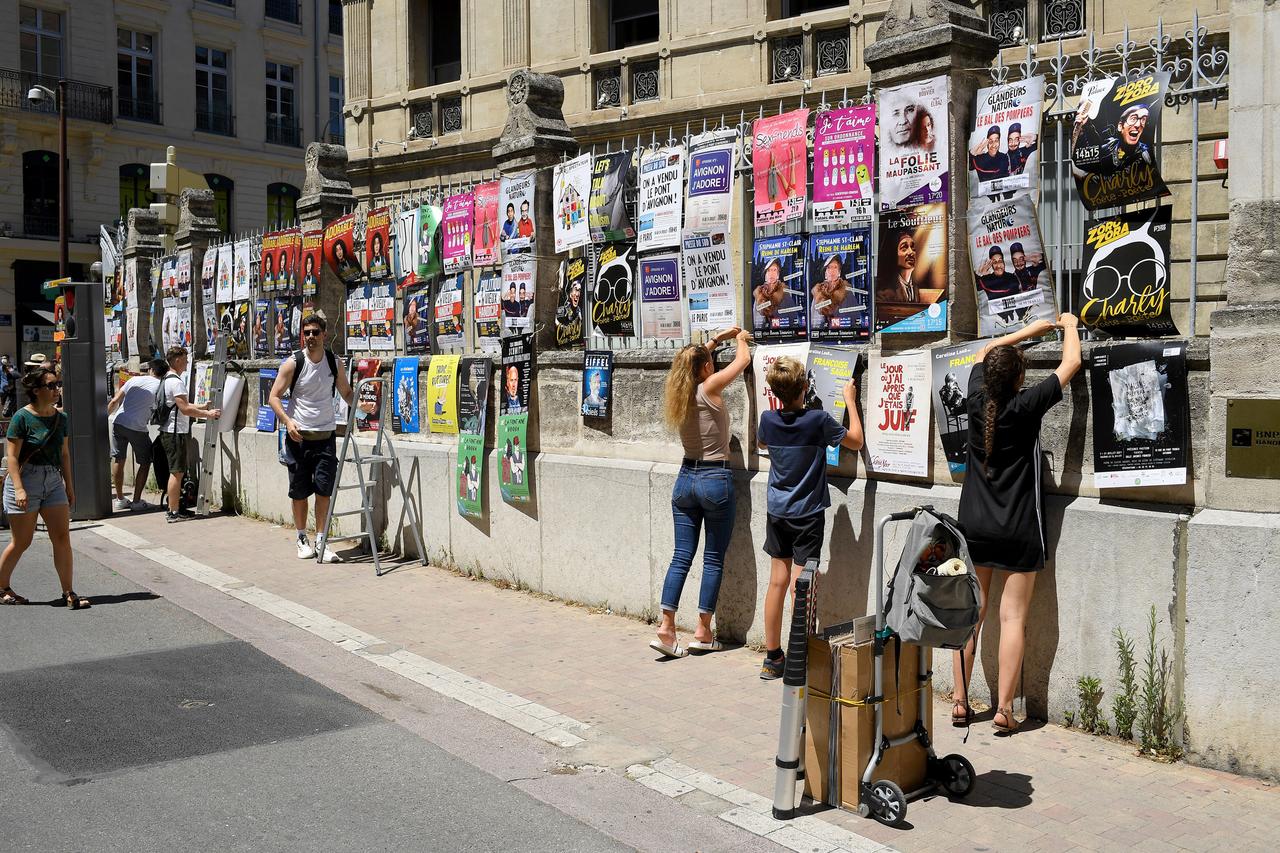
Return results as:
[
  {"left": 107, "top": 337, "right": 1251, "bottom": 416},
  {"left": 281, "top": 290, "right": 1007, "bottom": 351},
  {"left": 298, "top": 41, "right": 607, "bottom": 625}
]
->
[
  {"left": 266, "top": 182, "right": 300, "bottom": 230},
  {"left": 205, "top": 173, "right": 234, "bottom": 234},
  {"left": 22, "top": 150, "right": 59, "bottom": 237},
  {"left": 119, "top": 163, "right": 154, "bottom": 220}
]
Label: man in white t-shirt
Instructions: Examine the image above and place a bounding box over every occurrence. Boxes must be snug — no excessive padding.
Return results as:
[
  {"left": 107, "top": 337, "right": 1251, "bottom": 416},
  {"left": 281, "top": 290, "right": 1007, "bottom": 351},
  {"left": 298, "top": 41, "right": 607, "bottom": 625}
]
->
[
  {"left": 268, "top": 313, "right": 361, "bottom": 562},
  {"left": 158, "top": 346, "right": 221, "bottom": 523},
  {"left": 105, "top": 358, "right": 166, "bottom": 511}
]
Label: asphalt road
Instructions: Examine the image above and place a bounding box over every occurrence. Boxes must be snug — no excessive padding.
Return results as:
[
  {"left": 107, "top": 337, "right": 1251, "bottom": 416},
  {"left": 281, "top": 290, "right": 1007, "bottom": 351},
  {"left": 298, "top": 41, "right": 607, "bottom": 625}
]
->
[{"left": 0, "top": 529, "right": 774, "bottom": 853}]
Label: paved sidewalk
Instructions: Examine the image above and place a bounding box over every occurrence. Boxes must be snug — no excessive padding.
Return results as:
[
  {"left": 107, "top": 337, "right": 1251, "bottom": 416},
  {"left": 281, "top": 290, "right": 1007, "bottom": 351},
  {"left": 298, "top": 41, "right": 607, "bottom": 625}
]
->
[{"left": 82, "top": 509, "right": 1277, "bottom": 853}]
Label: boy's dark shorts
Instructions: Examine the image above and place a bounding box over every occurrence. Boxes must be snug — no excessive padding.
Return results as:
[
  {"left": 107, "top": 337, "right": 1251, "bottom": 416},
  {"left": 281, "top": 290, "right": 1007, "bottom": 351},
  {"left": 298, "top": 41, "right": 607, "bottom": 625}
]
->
[
  {"left": 764, "top": 511, "right": 826, "bottom": 566},
  {"left": 160, "top": 432, "right": 188, "bottom": 475},
  {"left": 286, "top": 433, "right": 337, "bottom": 499}
]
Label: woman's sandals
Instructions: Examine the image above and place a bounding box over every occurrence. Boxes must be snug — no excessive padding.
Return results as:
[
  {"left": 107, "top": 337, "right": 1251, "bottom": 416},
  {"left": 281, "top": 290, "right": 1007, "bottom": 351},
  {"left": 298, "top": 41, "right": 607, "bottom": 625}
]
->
[
  {"left": 993, "top": 707, "right": 1020, "bottom": 733},
  {"left": 951, "top": 701, "right": 972, "bottom": 727},
  {"left": 1, "top": 587, "right": 28, "bottom": 605},
  {"left": 63, "top": 590, "right": 91, "bottom": 610}
]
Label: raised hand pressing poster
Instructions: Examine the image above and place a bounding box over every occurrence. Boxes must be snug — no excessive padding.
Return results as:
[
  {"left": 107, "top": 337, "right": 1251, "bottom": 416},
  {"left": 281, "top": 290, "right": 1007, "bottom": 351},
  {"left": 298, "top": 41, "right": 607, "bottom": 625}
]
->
[
  {"left": 1090, "top": 340, "right": 1189, "bottom": 488},
  {"left": 365, "top": 207, "right": 392, "bottom": 280},
  {"left": 498, "top": 334, "right": 533, "bottom": 504},
  {"left": 442, "top": 192, "right": 474, "bottom": 273},
  {"left": 499, "top": 171, "right": 536, "bottom": 257},
  {"left": 751, "top": 235, "right": 807, "bottom": 342},
  {"left": 879, "top": 75, "right": 950, "bottom": 211},
  {"left": 966, "top": 194, "right": 1057, "bottom": 337},
  {"left": 812, "top": 105, "right": 876, "bottom": 225},
  {"left": 931, "top": 340, "right": 984, "bottom": 475},
  {"left": 555, "top": 257, "right": 587, "bottom": 349},
  {"left": 592, "top": 241, "right": 636, "bottom": 337},
  {"left": 417, "top": 204, "right": 443, "bottom": 279},
  {"left": 324, "top": 214, "right": 364, "bottom": 285},
  {"left": 403, "top": 283, "right": 432, "bottom": 355},
  {"left": 300, "top": 230, "right": 323, "bottom": 297},
  {"left": 553, "top": 154, "right": 592, "bottom": 253},
  {"left": 680, "top": 229, "right": 736, "bottom": 333},
  {"left": 456, "top": 356, "right": 491, "bottom": 518},
  {"left": 216, "top": 243, "right": 234, "bottom": 304},
  {"left": 501, "top": 254, "right": 535, "bottom": 332},
  {"left": 393, "top": 356, "right": 420, "bottom": 434},
  {"left": 969, "top": 76, "right": 1044, "bottom": 199},
  {"left": 472, "top": 180, "right": 502, "bottom": 266},
  {"left": 1079, "top": 206, "right": 1177, "bottom": 337},
  {"left": 474, "top": 270, "right": 502, "bottom": 353},
  {"left": 685, "top": 129, "right": 738, "bottom": 232},
  {"left": 866, "top": 350, "right": 932, "bottom": 478},
  {"left": 434, "top": 273, "right": 465, "bottom": 351},
  {"left": 1071, "top": 72, "right": 1171, "bottom": 210},
  {"left": 589, "top": 151, "right": 635, "bottom": 243},
  {"left": 427, "top": 353, "right": 461, "bottom": 434},
  {"left": 233, "top": 239, "right": 253, "bottom": 300},
  {"left": 752, "top": 107, "right": 810, "bottom": 228},
  {"left": 875, "top": 203, "right": 948, "bottom": 334},
  {"left": 807, "top": 346, "right": 861, "bottom": 466},
  {"left": 581, "top": 350, "right": 613, "bottom": 419},
  {"left": 807, "top": 229, "right": 871, "bottom": 343},
  {"left": 640, "top": 255, "right": 684, "bottom": 341},
  {"left": 393, "top": 207, "right": 420, "bottom": 289},
  {"left": 637, "top": 146, "right": 684, "bottom": 252}
]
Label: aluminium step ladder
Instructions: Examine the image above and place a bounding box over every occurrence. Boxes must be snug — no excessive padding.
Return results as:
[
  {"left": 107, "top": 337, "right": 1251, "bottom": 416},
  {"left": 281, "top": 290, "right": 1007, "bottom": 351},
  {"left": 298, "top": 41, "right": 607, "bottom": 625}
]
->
[
  {"left": 316, "top": 375, "right": 427, "bottom": 576},
  {"left": 195, "top": 337, "right": 232, "bottom": 516}
]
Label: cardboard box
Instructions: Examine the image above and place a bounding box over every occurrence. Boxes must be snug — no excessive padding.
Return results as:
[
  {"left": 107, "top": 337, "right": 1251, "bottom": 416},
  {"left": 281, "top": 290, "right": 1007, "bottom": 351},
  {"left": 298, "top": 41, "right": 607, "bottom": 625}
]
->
[{"left": 803, "top": 632, "right": 933, "bottom": 810}]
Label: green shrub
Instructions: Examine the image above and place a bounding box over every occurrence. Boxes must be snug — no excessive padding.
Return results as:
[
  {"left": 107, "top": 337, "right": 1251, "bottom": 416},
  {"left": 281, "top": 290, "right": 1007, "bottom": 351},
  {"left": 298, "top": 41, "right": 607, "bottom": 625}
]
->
[
  {"left": 1112, "top": 626, "right": 1139, "bottom": 741},
  {"left": 1138, "top": 607, "right": 1182, "bottom": 759},
  {"left": 1076, "top": 675, "right": 1106, "bottom": 734}
]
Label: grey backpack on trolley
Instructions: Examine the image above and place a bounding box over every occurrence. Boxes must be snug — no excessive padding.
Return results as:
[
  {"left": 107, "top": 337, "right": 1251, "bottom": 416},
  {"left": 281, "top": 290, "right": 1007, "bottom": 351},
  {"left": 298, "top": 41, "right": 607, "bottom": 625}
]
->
[{"left": 884, "top": 506, "right": 981, "bottom": 650}]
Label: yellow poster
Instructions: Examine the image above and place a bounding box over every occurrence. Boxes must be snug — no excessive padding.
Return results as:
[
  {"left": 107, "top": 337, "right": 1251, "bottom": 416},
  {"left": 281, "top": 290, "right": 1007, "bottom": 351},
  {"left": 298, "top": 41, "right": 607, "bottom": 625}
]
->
[{"left": 427, "top": 354, "right": 461, "bottom": 434}]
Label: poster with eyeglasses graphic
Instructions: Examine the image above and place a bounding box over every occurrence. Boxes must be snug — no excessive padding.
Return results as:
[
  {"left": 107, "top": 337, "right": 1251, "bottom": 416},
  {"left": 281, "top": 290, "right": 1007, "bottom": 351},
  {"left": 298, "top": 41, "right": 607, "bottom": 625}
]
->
[
  {"left": 1090, "top": 339, "right": 1189, "bottom": 488},
  {"left": 1079, "top": 206, "right": 1177, "bottom": 337},
  {"left": 1070, "top": 72, "right": 1171, "bottom": 210},
  {"left": 592, "top": 241, "right": 636, "bottom": 337}
]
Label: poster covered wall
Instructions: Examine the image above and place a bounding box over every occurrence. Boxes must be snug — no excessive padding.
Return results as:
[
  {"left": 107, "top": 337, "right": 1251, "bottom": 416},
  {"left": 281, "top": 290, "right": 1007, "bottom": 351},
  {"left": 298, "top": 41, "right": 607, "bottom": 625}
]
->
[
  {"left": 581, "top": 350, "right": 613, "bottom": 419},
  {"left": 403, "top": 283, "right": 431, "bottom": 355},
  {"left": 640, "top": 255, "right": 684, "bottom": 341},
  {"left": 442, "top": 191, "right": 474, "bottom": 273},
  {"left": 324, "top": 214, "right": 364, "bottom": 284},
  {"left": 434, "top": 273, "right": 465, "bottom": 350},
  {"left": 1071, "top": 72, "right": 1171, "bottom": 209},
  {"left": 555, "top": 257, "right": 587, "bottom": 348},
  {"left": 499, "top": 171, "right": 536, "bottom": 257},
  {"left": 968, "top": 76, "right": 1044, "bottom": 199},
  {"left": 472, "top": 180, "right": 502, "bottom": 266},
  {"left": 498, "top": 334, "right": 533, "bottom": 504},
  {"left": 427, "top": 354, "right": 461, "bottom": 434},
  {"left": 930, "top": 340, "right": 984, "bottom": 475},
  {"left": 966, "top": 195, "right": 1057, "bottom": 337},
  {"left": 685, "top": 129, "right": 738, "bottom": 232},
  {"left": 592, "top": 241, "right": 636, "bottom": 337},
  {"left": 752, "top": 107, "right": 810, "bottom": 227},
  {"left": 878, "top": 75, "right": 950, "bottom": 210},
  {"left": 875, "top": 203, "right": 948, "bottom": 334},
  {"left": 1079, "top": 206, "right": 1176, "bottom": 337},
  {"left": 812, "top": 105, "right": 876, "bottom": 224},
  {"left": 589, "top": 151, "right": 635, "bottom": 243},
  {"left": 680, "top": 229, "right": 736, "bottom": 333},
  {"left": 751, "top": 235, "right": 807, "bottom": 342},
  {"left": 807, "top": 229, "right": 871, "bottom": 343},
  {"left": 474, "top": 270, "right": 503, "bottom": 353},
  {"left": 1090, "top": 340, "right": 1189, "bottom": 488},
  {"left": 637, "top": 146, "right": 684, "bottom": 252},
  {"left": 553, "top": 154, "right": 592, "bottom": 252},
  {"left": 866, "top": 350, "right": 932, "bottom": 478},
  {"left": 393, "top": 356, "right": 421, "bottom": 434},
  {"left": 365, "top": 207, "right": 392, "bottom": 280}
]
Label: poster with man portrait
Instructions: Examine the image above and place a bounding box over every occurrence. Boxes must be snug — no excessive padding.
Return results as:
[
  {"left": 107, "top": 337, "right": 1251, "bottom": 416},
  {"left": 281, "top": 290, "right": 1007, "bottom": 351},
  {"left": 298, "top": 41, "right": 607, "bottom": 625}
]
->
[
  {"left": 456, "top": 355, "right": 491, "bottom": 518},
  {"left": 416, "top": 204, "right": 443, "bottom": 280},
  {"left": 474, "top": 270, "right": 502, "bottom": 353},
  {"left": 555, "top": 257, "right": 587, "bottom": 348},
  {"left": 365, "top": 207, "right": 392, "bottom": 280},
  {"left": 499, "top": 171, "right": 537, "bottom": 257},
  {"left": 300, "top": 230, "right": 323, "bottom": 297},
  {"left": 752, "top": 107, "right": 810, "bottom": 228},
  {"left": 637, "top": 146, "right": 684, "bottom": 252},
  {"left": 812, "top": 105, "right": 876, "bottom": 225},
  {"left": 1079, "top": 206, "right": 1177, "bottom": 337},
  {"left": 930, "top": 340, "right": 984, "bottom": 475},
  {"left": 592, "top": 241, "right": 636, "bottom": 337},
  {"left": 501, "top": 254, "right": 535, "bottom": 332},
  {"left": 874, "top": 203, "right": 948, "bottom": 334},
  {"left": 640, "top": 255, "right": 684, "bottom": 341},
  {"left": 751, "top": 234, "right": 807, "bottom": 342},
  {"left": 553, "top": 154, "right": 592, "bottom": 253},
  {"left": 968, "top": 76, "right": 1045, "bottom": 199},
  {"left": 442, "top": 192, "right": 474, "bottom": 273},
  {"left": 434, "top": 273, "right": 465, "bottom": 351},
  {"left": 866, "top": 350, "right": 932, "bottom": 478},
  {"left": 806, "top": 229, "right": 871, "bottom": 343},
  {"left": 200, "top": 249, "right": 217, "bottom": 305},
  {"left": 323, "top": 214, "right": 364, "bottom": 285},
  {"left": 472, "top": 180, "right": 502, "bottom": 267},
  {"left": 878, "top": 75, "right": 950, "bottom": 211},
  {"left": 684, "top": 129, "right": 738, "bottom": 232},
  {"left": 498, "top": 334, "right": 533, "bottom": 504},
  {"left": 589, "top": 151, "right": 635, "bottom": 243},
  {"left": 1090, "top": 339, "right": 1189, "bottom": 488},
  {"left": 393, "top": 207, "right": 420, "bottom": 290},
  {"left": 966, "top": 194, "right": 1058, "bottom": 337},
  {"left": 1071, "top": 72, "right": 1171, "bottom": 210},
  {"left": 403, "top": 282, "right": 431, "bottom": 355},
  {"left": 176, "top": 249, "right": 192, "bottom": 300},
  {"left": 581, "top": 350, "right": 613, "bottom": 419}
]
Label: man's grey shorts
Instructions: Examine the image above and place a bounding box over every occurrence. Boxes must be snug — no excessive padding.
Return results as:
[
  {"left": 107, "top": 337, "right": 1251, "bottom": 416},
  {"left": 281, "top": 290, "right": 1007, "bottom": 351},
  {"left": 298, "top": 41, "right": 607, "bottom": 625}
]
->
[{"left": 111, "top": 422, "right": 153, "bottom": 465}]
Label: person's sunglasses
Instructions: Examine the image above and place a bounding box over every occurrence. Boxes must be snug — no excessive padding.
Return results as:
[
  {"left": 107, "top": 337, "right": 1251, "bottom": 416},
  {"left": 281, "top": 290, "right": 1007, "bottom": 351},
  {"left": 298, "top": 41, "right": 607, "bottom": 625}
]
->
[
  {"left": 41, "top": 380, "right": 63, "bottom": 390},
  {"left": 302, "top": 329, "right": 322, "bottom": 338}
]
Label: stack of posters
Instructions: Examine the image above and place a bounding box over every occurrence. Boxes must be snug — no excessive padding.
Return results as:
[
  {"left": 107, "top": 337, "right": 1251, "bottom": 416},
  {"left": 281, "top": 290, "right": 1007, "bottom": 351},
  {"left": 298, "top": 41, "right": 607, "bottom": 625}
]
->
[{"left": 498, "top": 334, "right": 533, "bottom": 504}]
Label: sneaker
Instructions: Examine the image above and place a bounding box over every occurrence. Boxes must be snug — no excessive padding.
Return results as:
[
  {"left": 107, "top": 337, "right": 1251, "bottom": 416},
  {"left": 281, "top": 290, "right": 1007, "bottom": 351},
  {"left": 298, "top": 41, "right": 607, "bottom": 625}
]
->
[
  {"left": 296, "top": 536, "right": 317, "bottom": 560},
  {"left": 165, "top": 511, "right": 183, "bottom": 523},
  {"left": 176, "top": 508, "right": 196, "bottom": 519},
  {"left": 318, "top": 547, "right": 343, "bottom": 564},
  {"left": 760, "top": 654, "right": 785, "bottom": 681},
  {"left": 113, "top": 498, "right": 131, "bottom": 512},
  {"left": 130, "top": 500, "right": 150, "bottom": 511}
]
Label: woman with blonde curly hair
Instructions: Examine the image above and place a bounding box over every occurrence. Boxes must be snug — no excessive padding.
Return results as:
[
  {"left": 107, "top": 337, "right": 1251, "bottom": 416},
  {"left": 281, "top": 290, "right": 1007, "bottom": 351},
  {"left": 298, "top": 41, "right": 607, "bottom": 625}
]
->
[{"left": 649, "top": 327, "right": 751, "bottom": 658}]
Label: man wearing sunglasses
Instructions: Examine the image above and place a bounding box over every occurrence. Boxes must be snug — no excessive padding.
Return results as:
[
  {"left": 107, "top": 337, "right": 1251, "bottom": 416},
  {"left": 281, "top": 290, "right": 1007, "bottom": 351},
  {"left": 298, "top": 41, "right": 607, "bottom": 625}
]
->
[{"left": 268, "top": 313, "right": 361, "bottom": 563}]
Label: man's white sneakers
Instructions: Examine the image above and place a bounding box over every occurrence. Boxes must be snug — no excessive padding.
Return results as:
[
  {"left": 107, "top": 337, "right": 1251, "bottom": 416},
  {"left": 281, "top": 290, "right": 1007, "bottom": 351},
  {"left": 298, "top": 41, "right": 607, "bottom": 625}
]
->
[
  {"left": 296, "top": 536, "right": 317, "bottom": 560},
  {"left": 317, "top": 547, "right": 343, "bottom": 564}
]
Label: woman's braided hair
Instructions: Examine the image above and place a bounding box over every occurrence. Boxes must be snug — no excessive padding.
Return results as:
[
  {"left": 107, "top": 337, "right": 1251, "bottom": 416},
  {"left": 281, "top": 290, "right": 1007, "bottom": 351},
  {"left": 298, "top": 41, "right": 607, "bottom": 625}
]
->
[{"left": 981, "top": 345, "right": 1026, "bottom": 471}]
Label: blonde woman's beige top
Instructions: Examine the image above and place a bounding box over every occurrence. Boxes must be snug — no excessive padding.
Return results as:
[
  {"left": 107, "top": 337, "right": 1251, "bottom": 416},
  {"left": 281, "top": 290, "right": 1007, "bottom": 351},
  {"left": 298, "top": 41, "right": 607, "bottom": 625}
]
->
[{"left": 679, "top": 383, "right": 730, "bottom": 462}]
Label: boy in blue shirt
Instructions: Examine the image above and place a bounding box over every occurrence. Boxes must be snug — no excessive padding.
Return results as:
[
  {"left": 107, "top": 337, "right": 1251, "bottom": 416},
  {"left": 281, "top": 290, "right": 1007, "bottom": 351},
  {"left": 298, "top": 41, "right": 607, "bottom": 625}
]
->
[{"left": 757, "top": 355, "right": 863, "bottom": 679}]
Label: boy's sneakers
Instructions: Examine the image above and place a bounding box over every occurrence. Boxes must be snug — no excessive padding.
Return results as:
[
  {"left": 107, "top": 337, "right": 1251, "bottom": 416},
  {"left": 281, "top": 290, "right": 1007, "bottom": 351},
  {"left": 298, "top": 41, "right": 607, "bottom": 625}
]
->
[
  {"left": 760, "top": 652, "right": 785, "bottom": 680},
  {"left": 165, "top": 510, "right": 194, "bottom": 523},
  {"left": 113, "top": 497, "right": 131, "bottom": 512},
  {"left": 296, "top": 535, "right": 317, "bottom": 560}
]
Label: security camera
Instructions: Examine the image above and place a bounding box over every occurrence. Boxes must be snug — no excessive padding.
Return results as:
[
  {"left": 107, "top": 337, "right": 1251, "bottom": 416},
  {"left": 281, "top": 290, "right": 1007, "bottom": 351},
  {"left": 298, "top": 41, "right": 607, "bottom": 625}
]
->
[{"left": 27, "top": 86, "right": 46, "bottom": 106}]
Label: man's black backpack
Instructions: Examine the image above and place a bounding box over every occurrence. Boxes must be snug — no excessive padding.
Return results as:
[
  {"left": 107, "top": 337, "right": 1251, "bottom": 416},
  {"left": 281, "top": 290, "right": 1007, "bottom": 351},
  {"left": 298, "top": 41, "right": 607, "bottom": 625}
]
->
[{"left": 151, "top": 373, "right": 181, "bottom": 429}]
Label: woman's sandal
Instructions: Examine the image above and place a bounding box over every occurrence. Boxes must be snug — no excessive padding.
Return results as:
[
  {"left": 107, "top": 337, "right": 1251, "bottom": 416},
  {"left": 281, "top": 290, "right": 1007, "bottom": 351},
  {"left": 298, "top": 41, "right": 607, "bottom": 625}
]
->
[
  {"left": 62, "top": 590, "right": 91, "bottom": 610},
  {"left": 993, "top": 707, "right": 1020, "bottom": 734},
  {"left": 1, "top": 587, "right": 28, "bottom": 605},
  {"left": 951, "top": 700, "right": 972, "bottom": 727}
]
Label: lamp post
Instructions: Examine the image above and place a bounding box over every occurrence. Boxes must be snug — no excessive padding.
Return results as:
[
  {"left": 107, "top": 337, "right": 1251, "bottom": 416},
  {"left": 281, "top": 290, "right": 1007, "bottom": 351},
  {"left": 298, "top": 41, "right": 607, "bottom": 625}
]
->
[{"left": 28, "top": 81, "right": 69, "bottom": 278}]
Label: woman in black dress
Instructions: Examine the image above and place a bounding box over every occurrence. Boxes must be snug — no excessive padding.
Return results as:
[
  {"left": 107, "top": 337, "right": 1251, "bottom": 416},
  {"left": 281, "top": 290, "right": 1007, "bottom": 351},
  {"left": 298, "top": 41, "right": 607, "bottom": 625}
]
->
[{"left": 953, "top": 312, "right": 1081, "bottom": 733}]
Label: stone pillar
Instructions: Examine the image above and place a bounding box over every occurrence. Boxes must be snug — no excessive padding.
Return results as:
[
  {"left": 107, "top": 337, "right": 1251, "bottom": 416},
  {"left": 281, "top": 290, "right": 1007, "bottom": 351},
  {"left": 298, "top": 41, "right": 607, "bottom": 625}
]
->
[
  {"left": 174, "top": 188, "right": 222, "bottom": 358},
  {"left": 297, "top": 142, "right": 356, "bottom": 355},
  {"left": 864, "top": 0, "right": 999, "bottom": 344},
  {"left": 1205, "top": 0, "right": 1280, "bottom": 511},
  {"left": 123, "top": 208, "right": 163, "bottom": 365}
]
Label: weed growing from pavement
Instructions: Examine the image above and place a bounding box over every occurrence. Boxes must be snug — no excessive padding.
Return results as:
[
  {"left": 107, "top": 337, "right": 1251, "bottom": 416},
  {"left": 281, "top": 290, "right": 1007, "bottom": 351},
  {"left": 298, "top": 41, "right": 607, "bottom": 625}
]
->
[
  {"left": 1112, "top": 626, "right": 1139, "bottom": 741},
  {"left": 1138, "top": 606, "right": 1183, "bottom": 761},
  {"left": 1075, "top": 676, "right": 1108, "bottom": 735}
]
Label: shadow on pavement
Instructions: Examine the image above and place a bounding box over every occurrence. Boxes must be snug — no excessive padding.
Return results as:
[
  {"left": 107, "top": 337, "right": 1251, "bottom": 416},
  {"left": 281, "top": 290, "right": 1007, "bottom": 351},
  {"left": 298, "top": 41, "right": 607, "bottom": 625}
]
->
[
  {"left": 38, "top": 591, "right": 161, "bottom": 607},
  {"left": 966, "top": 770, "right": 1034, "bottom": 808}
]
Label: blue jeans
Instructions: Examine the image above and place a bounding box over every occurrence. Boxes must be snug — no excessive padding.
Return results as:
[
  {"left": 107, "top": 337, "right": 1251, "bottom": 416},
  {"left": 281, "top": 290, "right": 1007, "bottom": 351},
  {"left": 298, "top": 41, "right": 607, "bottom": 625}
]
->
[{"left": 660, "top": 466, "right": 736, "bottom": 614}]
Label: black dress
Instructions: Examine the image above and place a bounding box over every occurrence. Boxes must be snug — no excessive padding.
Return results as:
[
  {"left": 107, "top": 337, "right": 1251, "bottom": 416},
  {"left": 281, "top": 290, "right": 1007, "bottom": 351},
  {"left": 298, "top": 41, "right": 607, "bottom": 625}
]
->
[{"left": 958, "top": 363, "right": 1063, "bottom": 571}]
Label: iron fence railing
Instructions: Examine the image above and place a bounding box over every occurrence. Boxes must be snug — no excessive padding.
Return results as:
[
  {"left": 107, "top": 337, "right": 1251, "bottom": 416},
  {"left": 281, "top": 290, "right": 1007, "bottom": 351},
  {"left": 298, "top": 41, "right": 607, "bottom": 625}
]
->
[
  {"left": 267, "top": 118, "right": 302, "bottom": 147},
  {"left": 196, "top": 105, "right": 235, "bottom": 136},
  {"left": 118, "top": 96, "right": 161, "bottom": 124},
  {"left": 0, "top": 68, "right": 113, "bottom": 123},
  {"left": 23, "top": 213, "right": 58, "bottom": 238}
]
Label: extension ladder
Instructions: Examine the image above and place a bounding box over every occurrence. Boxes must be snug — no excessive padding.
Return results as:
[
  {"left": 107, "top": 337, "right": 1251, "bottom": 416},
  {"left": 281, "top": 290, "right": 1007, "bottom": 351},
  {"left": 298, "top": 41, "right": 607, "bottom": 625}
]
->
[{"left": 316, "top": 375, "right": 427, "bottom": 576}]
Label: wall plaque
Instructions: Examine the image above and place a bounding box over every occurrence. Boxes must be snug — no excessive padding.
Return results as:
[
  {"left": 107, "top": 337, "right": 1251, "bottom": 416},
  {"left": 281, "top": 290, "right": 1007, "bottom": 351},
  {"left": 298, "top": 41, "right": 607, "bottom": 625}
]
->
[{"left": 1226, "top": 399, "right": 1280, "bottom": 479}]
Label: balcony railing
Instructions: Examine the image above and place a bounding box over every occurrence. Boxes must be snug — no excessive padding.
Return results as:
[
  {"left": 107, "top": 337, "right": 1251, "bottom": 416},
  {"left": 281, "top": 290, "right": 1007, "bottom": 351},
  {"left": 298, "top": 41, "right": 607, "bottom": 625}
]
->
[
  {"left": 196, "top": 105, "right": 235, "bottom": 136},
  {"left": 0, "top": 69, "right": 113, "bottom": 124},
  {"left": 23, "top": 213, "right": 58, "bottom": 238},
  {"left": 118, "top": 96, "right": 161, "bottom": 124},
  {"left": 267, "top": 118, "right": 301, "bottom": 147}
]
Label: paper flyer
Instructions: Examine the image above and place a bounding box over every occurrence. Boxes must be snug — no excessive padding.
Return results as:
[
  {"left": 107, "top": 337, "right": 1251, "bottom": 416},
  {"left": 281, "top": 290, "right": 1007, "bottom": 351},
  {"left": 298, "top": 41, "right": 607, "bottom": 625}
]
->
[
  {"left": 592, "top": 241, "right": 636, "bottom": 337},
  {"left": 812, "top": 105, "right": 876, "bottom": 224},
  {"left": 300, "top": 230, "right": 323, "bottom": 297},
  {"left": 878, "top": 75, "right": 950, "bottom": 210},
  {"left": 416, "top": 203, "right": 443, "bottom": 280},
  {"left": 875, "top": 203, "right": 948, "bottom": 334},
  {"left": 1079, "top": 206, "right": 1177, "bottom": 337},
  {"left": 257, "top": 368, "right": 278, "bottom": 432},
  {"left": 640, "top": 254, "right": 684, "bottom": 341},
  {"left": 752, "top": 107, "right": 810, "bottom": 228},
  {"left": 684, "top": 129, "right": 738, "bottom": 232},
  {"left": 1089, "top": 340, "right": 1189, "bottom": 488},
  {"left": 807, "top": 229, "right": 871, "bottom": 343},
  {"left": 499, "top": 171, "right": 536, "bottom": 257},
  {"left": 345, "top": 285, "right": 369, "bottom": 351},
  {"left": 967, "top": 194, "right": 1057, "bottom": 337},
  {"left": 442, "top": 191, "right": 474, "bottom": 273},
  {"left": 403, "top": 282, "right": 432, "bottom": 355},
  {"left": 555, "top": 257, "right": 587, "bottom": 349},
  {"left": 261, "top": 232, "right": 279, "bottom": 293},
  {"left": 501, "top": 254, "right": 536, "bottom": 332},
  {"left": 581, "top": 350, "right": 613, "bottom": 419},
  {"left": 434, "top": 273, "right": 466, "bottom": 350},
  {"left": 427, "top": 354, "right": 461, "bottom": 434},
  {"left": 589, "top": 151, "right": 635, "bottom": 243},
  {"left": 324, "top": 214, "right": 364, "bottom": 285},
  {"left": 456, "top": 356, "right": 491, "bottom": 519},
  {"left": 930, "top": 340, "right": 985, "bottom": 475},
  {"left": 392, "top": 356, "right": 420, "bottom": 434},
  {"left": 553, "top": 154, "right": 592, "bottom": 253},
  {"left": 472, "top": 180, "right": 502, "bottom": 267},
  {"left": 233, "top": 239, "right": 253, "bottom": 300},
  {"left": 367, "top": 281, "right": 395, "bottom": 351},
  {"left": 637, "top": 146, "right": 684, "bottom": 252},
  {"left": 253, "top": 298, "right": 270, "bottom": 358},
  {"left": 968, "top": 76, "right": 1045, "bottom": 199},
  {"left": 365, "top": 207, "right": 392, "bottom": 280},
  {"left": 393, "top": 206, "right": 420, "bottom": 289},
  {"left": 807, "top": 345, "right": 860, "bottom": 466},
  {"left": 498, "top": 334, "right": 533, "bottom": 504},
  {"left": 751, "top": 234, "right": 807, "bottom": 342},
  {"left": 866, "top": 350, "right": 932, "bottom": 478},
  {"left": 1071, "top": 72, "right": 1171, "bottom": 209},
  {"left": 474, "top": 270, "right": 503, "bottom": 353},
  {"left": 680, "top": 229, "right": 736, "bottom": 333},
  {"left": 354, "top": 357, "right": 382, "bottom": 432}
]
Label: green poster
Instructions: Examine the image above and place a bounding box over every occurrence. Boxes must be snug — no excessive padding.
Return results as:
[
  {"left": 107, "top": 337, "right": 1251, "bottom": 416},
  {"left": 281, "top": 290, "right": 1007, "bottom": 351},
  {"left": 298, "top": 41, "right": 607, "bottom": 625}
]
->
[
  {"left": 416, "top": 204, "right": 443, "bottom": 280},
  {"left": 457, "top": 433, "right": 485, "bottom": 517},
  {"left": 497, "top": 413, "right": 529, "bottom": 503}
]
